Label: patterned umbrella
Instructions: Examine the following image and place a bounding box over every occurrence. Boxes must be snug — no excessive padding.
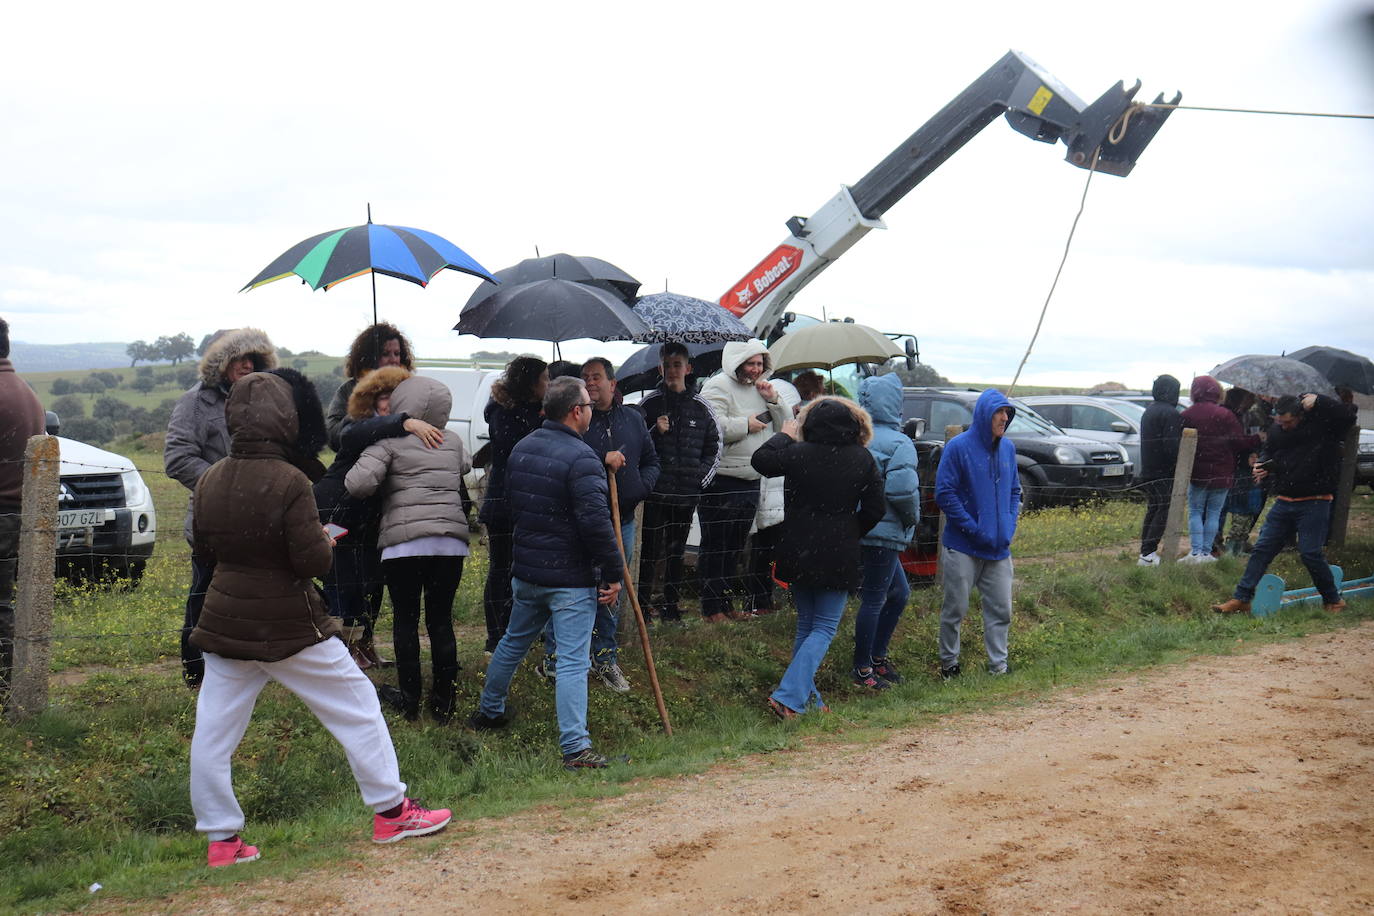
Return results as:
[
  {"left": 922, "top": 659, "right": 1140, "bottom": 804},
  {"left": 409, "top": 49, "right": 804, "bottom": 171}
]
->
[
  {"left": 1286, "top": 345, "right": 1374, "bottom": 395},
  {"left": 1210, "top": 354, "right": 1336, "bottom": 399},
  {"left": 243, "top": 209, "right": 495, "bottom": 325},
  {"left": 631, "top": 292, "right": 753, "bottom": 344},
  {"left": 463, "top": 253, "right": 640, "bottom": 312}
]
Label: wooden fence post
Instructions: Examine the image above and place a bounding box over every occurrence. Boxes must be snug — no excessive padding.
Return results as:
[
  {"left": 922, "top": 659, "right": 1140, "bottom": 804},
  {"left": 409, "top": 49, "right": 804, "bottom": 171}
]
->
[
  {"left": 8, "top": 435, "right": 59, "bottom": 722},
  {"left": 1328, "top": 426, "right": 1359, "bottom": 549},
  {"left": 1159, "top": 428, "right": 1197, "bottom": 565}
]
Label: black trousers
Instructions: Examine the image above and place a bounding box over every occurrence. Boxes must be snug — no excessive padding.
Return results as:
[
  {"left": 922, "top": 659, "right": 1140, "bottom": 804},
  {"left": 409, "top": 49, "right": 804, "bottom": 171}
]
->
[
  {"left": 482, "top": 520, "right": 514, "bottom": 652},
  {"left": 1139, "top": 477, "right": 1172, "bottom": 556},
  {"left": 747, "top": 524, "right": 783, "bottom": 611},
  {"left": 637, "top": 497, "right": 698, "bottom": 618},
  {"left": 697, "top": 477, "right": 760, "bottom": 617},
  {"left": 0, "top": 506, "right": 18, "bottom": 695},
  {"left": 384, "top": 555, "right": 463, "bottom": 710},
  {"left": 181, "top": 552, "right": 216, "bottom": 687}
]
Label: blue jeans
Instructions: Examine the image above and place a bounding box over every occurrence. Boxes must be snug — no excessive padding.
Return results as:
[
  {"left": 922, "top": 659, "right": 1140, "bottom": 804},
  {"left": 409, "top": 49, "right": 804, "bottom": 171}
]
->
[
  {"left": 1187, "top": 485, "right": 1228, "bottom": 554},
  {"left": 852, "top": 546, "right": 910, "bottom": 670},
  {"left": 770, "top": 587, "right": 846, "bottom": 714},
  {"left": 544, "top": 520, "right": 633, "bottom": 667},
  {"left": 1234, "top": 499, "right": 1339, "bottom": 604},
  {"left": 480, "top": 578, "right": 598, "bottom": 755}
]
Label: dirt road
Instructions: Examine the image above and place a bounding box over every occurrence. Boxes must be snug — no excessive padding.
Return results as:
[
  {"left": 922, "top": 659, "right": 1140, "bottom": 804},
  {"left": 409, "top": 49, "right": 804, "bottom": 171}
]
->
[{"left": 201, "top": 623, "right": 1373, "bottom": 915}]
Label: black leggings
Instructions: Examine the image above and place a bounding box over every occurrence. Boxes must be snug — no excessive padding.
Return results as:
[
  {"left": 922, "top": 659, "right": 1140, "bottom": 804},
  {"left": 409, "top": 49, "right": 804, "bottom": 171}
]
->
[
  {"left": 383, "top": 556, "right": 463, "bottom": 704},
  {"left": 482, "top": 520, "right": 514, "bottom": 652}
]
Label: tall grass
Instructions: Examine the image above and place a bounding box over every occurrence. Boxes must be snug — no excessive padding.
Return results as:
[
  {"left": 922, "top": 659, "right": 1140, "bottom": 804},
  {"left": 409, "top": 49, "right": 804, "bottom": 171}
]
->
[{"left": 3, "top": 450, "right": 1370, "bottom": 913}]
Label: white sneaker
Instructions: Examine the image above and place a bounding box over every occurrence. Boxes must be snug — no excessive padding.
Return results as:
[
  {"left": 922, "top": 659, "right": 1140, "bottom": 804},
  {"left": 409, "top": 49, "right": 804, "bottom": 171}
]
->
[
  {"left": 1137, "top": 552, "right": 1160, "bottom": 567},
  {"left": 593, "top": 662, "right": 631, "bottom": 693},
  {"left": 1196, "top": 553, "right": 1217, "bottom": 564},
  {"left": 1177, "top": 553, "right": 1200, "bottom": 565}
]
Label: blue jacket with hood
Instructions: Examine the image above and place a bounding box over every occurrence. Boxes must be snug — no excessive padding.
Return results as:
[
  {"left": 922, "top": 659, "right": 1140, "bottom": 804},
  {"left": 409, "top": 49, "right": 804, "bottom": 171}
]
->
[
  {"left": 858, "top": 374, "right": 920, "bottom": 551},
  {"left": 935, "top": 389, "right": 1021, "bottom": 561}
]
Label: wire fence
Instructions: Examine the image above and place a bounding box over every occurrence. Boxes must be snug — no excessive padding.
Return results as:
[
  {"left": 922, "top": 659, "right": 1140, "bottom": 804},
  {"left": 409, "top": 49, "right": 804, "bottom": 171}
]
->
[{"left": 2, "top": 420, "right": 1364, "bottom": 721}]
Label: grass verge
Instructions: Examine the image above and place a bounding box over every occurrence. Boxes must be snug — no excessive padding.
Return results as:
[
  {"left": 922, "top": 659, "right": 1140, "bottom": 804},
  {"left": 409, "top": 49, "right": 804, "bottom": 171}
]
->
[{"left": 3, "top": 481, "right": 1370, "bottom": 913}]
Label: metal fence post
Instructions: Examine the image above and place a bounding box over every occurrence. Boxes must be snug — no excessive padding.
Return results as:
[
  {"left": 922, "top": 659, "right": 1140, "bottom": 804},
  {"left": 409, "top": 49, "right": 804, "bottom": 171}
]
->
[
  {"left": 1328, "top": 426, "right": 1359, "bottom": 549},
  {"left": 1159, "top": 428, "right": 1197, "bottom": 565},
  {"left": 8, "top": 435, "right": 59, "bottom": 722}
]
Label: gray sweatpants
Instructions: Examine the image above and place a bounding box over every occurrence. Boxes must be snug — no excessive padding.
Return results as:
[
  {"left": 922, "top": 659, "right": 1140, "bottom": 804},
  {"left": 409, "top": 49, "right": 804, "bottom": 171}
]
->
[{"left": 939, "top": 546, "right": 1013, "bottom": 671}]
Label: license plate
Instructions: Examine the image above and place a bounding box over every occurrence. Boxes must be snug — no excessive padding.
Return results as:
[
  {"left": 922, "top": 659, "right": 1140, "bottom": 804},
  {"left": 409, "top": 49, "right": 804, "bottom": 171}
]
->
[
  {"left": 58, "top": 508, "right": 113, "bottom": 529},
  {"left": 1101, "top": 465, "right": 1125, "bottom": 477}
]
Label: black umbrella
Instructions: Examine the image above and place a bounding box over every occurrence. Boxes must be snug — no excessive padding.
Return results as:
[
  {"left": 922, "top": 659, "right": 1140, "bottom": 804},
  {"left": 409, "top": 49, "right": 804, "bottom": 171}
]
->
[
  {"left": 455, "top": 278, "right": 650, "bottom": 343},
  {"left": 615, "top": 341, "right": 727, "bottom": 394},
  {"left": 463, "top": 253, "right": 640, "bottom": 312},
  {"left": 631, "top": 292, "right": 753, "bottom": 344},
  {"left": 1286, "top": 345, "right": 1374, "bottom": 395}
]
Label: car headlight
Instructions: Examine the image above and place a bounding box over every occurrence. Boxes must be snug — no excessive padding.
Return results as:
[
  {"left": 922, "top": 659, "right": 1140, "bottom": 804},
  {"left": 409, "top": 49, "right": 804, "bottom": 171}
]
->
[
  {"left": 1052, "top": 445, "right": 1084, "bottom": 465},
  {"left": 121, "top": 470, "right": 149, "bottom": 505}
]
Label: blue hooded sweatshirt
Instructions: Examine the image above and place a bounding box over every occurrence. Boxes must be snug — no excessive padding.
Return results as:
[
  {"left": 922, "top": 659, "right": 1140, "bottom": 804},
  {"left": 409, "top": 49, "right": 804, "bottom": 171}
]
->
[
  {"left": 858, "top": 374, "right": 920, "bottom": 551},
  {"left": 935, "top": 388, "right": 1021, "bottom": 561}
]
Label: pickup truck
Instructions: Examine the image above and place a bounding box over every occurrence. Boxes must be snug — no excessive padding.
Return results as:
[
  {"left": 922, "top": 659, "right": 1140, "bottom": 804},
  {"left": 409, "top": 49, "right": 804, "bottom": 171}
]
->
[{"left": 53, "top": 422, "right": 158, "bottom": 584}]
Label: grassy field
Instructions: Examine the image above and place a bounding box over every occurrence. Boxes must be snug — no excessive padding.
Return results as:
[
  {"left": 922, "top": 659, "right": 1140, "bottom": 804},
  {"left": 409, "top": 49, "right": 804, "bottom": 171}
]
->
[{"left": 2, "top": 445, "right": 1371, "bottom": 913}]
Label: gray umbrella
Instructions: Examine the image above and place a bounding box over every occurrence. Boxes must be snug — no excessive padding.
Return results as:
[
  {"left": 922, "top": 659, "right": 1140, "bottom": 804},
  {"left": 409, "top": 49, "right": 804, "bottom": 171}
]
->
[
  {"left": 1210, "top": 354, "right": 1336, "bottom": 399},
  {"left": 455, "top": 278, "right": 650, "bottom": 342},
  {"left": 631, "top": 292, "right": 753, "bottom": 344}
]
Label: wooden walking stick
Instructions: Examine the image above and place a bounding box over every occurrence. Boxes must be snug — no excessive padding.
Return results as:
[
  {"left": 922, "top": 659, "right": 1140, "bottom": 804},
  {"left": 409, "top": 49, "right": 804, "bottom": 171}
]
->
[{"left": 608, "top": 475, "right": 673, "bottom": 736}]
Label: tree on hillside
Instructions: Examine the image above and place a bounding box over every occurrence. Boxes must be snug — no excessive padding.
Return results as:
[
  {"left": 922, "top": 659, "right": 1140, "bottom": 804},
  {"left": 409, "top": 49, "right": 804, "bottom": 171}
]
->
[
  {"left": 197, "top": 332, "right": 218, "bottom": 357},
  {"left": 93, "top": 396, "right": 131, "bottom": 422},
  {"left": 50, "top": 394, "right": 85, "bottom": 419},
  {"left": 50, "top": 377, "right": 75, "bottom": 396},
  {"left": 470, "top": 350, "right": 536, "bottom": 364},
  {"left": 176, "top": 366, "right": 199, "bottom": 389},
  {"left": 92, "top": 371, "right": 120, "bottom": 389},
  {"left": 127, "top": 340, "right": 154, "bottom": 367},
  {"left": 161, "top": 333, "right": 196, "bottom": 365},
  {"left": 80, "top": 376, "right": 108, "bottom": 399},
  {"left": 130, "top": 375, "right": 158, "bottom": 395}
]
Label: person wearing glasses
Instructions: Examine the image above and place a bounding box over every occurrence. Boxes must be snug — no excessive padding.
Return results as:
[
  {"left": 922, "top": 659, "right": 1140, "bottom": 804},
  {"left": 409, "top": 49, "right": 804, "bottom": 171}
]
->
[{"left": 469, "top": 377, "right": 624, "bottom": 770}]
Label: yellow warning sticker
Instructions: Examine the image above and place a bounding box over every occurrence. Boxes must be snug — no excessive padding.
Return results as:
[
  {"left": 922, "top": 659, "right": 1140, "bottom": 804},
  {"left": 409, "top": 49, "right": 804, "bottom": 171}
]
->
[{"left": 1028, "top": 85, "right": 1053, "bottom": 116}]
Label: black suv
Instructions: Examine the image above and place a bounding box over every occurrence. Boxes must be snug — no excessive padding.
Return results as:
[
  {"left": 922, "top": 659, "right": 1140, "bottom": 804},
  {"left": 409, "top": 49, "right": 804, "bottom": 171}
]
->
[{"left": 900, "top": 388, "right": 1133, "bottom": 508}]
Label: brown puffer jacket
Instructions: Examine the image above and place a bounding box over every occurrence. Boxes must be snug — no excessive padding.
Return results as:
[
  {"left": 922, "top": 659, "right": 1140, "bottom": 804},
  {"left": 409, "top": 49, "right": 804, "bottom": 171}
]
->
[
  {"left": 190, "top": 372, "right": 340, "bottom": 661},
  {"left": 345, "top": 375, "right": 471, "bottom": 550}
]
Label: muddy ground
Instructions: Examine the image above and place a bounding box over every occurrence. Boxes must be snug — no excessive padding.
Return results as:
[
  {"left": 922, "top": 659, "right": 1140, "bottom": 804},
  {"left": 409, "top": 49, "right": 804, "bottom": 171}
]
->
[{"left": 161, "top": 621, "right": 1374, "bottom": 915}]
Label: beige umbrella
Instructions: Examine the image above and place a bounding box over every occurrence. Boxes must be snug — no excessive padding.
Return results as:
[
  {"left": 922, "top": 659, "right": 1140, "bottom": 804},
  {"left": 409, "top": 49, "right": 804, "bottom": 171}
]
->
[{"left": 767, "top": 321, "right": 903, "bottom": 372}]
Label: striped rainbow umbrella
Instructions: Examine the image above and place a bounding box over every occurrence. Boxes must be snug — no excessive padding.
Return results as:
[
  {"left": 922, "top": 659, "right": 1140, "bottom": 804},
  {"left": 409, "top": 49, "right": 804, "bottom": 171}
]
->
[{"left": 242, "top": 207, "right": 496, "bottom": 323}]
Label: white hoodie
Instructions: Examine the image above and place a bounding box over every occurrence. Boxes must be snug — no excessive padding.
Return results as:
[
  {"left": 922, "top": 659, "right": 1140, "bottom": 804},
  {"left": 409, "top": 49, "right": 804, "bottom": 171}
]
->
[{"left": 699, "top": 339, "right": 792, "bottom": 482}]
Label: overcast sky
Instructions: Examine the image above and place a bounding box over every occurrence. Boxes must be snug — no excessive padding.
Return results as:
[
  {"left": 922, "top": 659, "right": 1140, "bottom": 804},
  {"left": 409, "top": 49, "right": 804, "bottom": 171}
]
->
[{"left": 3, "top": 0, "right": 1371, "bottom": 389}]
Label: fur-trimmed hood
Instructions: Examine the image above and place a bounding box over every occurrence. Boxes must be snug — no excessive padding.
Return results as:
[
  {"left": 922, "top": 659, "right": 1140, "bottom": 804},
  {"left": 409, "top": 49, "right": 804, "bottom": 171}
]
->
[
  {"left": 348, "top": 366, "right": 412, "bottom": 419},
  {"left": 199, "top": 327, "right": 278, "bottom": 388}
]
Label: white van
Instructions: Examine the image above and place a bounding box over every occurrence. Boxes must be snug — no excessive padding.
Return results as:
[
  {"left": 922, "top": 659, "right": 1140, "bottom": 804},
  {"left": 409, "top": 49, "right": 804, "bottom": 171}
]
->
[{"left": 57, "top": 436, "right": 158, "bottom": 584}]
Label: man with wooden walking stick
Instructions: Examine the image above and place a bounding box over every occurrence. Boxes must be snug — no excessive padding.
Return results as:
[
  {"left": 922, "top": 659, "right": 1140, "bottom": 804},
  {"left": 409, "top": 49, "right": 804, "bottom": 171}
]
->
[{"left": 468, "top": 376, "right": 625, "bottom": 770}]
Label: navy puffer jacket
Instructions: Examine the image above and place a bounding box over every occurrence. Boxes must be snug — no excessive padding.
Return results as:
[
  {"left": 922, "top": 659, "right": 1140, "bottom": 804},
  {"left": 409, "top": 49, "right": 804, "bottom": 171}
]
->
[{"left": 507, "top": 421, "right": 624, "bottom": 587}]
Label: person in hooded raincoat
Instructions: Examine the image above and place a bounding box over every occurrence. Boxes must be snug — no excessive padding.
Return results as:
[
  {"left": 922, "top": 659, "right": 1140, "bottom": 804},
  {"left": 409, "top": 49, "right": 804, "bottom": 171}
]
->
[
  {"left": 1179, "top": 376, "right": 1259, "bottom": 564},
  {"left": 752, "top": 397, "right": 884, "bottom": 718},
  {"left": 1136, "top": 374, "right": 1183, "bottom": 566},
  {"left": 189, "top": 368, "right": 450, "bottom": 868},
  {"left": 697, "top": 339, "right": 791, "bottom": 622},
  {"left": 851, "top": 373, "right": 920, "bottom": 690},
  {"left": 935, "top": 388, "right": 1021, "bottom": 678}
]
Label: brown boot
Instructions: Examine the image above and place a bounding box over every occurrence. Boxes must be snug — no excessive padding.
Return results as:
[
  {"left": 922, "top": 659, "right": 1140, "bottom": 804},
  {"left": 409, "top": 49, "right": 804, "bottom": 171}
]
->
[
  {"left": 1324, "top": 599, "right": 1347, "bottom": 614},
  {"left": 1211, "top": 598, "right": 1251, "bottom": 614}
]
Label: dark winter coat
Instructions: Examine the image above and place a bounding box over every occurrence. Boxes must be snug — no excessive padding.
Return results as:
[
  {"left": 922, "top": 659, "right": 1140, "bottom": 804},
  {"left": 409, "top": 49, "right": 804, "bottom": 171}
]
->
[
  {"left": 1260, "top": 394, "right": 1357, "bottom": 499},
  {"left": 640, "top": 383, "right": 721, "bottom": 502},
  {"left": 935, "top": 389, "right": 1022, "bottom": 562},
  {"left": 584, "top": 403, "right": 660, "bottom": 516},
  {"left": 478, "top": 381, "right": 544, "bottom": 526},
  {"left": 0, "top": 358, "right": 45, "bottom": 509},
  {"left": 750, "top": 399, "right": 884, "bottom": 590},
  {"left": 1181, "top": 376, "right": 1260, "bottom": 489},
  {"left": 506, "top": 420, "right": 623, "bottom": 588},
  {"left": 325, "top": 377, "right": 357, "bottom": 452},
  {"left": 1139, "top": 374, "right": 1185, "bottom": 482},
  {"left": 190, "top": 371, "right": 341, "bottom": 661},
  {"left": 164, "top": 328, "right": 278, "bottom": 542}
]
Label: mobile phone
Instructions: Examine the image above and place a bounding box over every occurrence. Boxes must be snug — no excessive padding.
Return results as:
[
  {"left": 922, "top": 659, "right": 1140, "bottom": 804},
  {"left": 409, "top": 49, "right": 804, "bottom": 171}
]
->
[
  {"left": 324, "top": 523, "right": 349, "bottom": 541},
  {"left": 755, "top": 411, "right": 772, "bottom": 424}
]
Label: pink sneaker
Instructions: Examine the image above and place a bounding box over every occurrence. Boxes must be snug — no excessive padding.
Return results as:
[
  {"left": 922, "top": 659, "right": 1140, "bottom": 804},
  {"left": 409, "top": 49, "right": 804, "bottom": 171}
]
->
[
  {"left": 207, "top": 836, "right": 260, "bottom": 867},
  {"left": 372, "top": 798, "right": 452, "bottom": 844}
]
